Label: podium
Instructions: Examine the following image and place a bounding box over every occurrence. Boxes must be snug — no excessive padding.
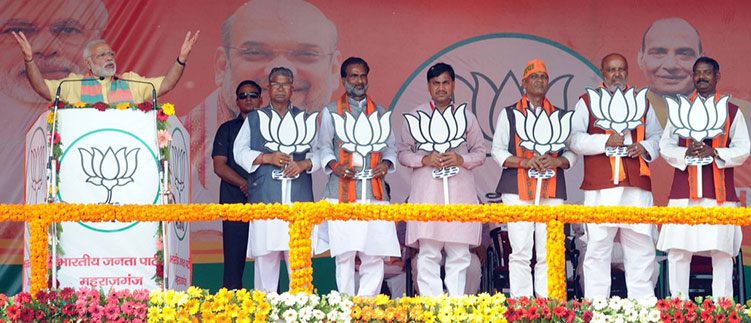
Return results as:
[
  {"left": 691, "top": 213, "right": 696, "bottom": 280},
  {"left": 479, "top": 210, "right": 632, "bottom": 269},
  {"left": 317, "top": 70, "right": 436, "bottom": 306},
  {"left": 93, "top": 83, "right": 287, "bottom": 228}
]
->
[{"left": 23, "top": 107, "right": 191, "bottom": 291}]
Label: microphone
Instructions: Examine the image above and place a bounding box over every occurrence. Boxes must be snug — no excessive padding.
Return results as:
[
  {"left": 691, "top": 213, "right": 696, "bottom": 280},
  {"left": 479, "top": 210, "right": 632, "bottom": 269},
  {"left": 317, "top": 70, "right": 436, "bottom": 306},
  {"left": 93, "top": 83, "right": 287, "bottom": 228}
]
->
[{"left": 114, "top": 76, "right": 157, "bottom": 110}]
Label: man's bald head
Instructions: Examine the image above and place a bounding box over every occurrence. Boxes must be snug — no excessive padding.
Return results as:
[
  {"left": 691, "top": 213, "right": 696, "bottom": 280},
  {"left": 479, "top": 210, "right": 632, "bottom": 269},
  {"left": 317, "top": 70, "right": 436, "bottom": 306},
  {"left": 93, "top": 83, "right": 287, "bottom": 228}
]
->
[
  {"left": 600, "top": 53, "right": 628, "bottom": 91},
  {"left": 638, "top": 17, "right": 703, "bottom": 96}
]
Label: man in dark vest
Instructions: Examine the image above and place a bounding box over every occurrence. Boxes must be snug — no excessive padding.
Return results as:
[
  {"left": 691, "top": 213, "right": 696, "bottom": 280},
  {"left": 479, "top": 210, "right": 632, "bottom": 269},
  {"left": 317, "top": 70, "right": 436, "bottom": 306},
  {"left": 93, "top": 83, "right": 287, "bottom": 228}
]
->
[
  {"left": 491, "top": 59, "right": 576, "bottom": 298},
  {"left": 233, "top": 67, "right": 319, "bottom": 292},
  {"left": 657, "top": 57, "right": 750, "bottom": 299},
  {"left": 569, "top": 53, "right": 663, "bottom": 299},
  {"left": 213, "top": 80, "right": 262, "bottom": 289}
]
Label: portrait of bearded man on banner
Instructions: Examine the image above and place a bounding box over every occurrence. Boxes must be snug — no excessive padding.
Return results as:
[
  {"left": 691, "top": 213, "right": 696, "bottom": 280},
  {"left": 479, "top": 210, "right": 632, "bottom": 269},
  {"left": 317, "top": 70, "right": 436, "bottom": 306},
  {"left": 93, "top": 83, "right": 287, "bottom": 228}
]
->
[
  {"left": 185, "top": 0, "right": 341, "bottom": 205},
  {"left": 0, "top": 0, "right": 108, "bottom": 294}
]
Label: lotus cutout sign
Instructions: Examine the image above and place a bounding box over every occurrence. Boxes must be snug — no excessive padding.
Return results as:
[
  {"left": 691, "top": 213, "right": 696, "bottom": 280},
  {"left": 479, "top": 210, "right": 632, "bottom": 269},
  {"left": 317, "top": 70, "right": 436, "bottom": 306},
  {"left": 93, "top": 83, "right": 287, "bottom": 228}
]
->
[
  {"left": 586, "top": 87, "right": 649, "bottom": 184},
  {"left": 332, "top": 110, "right": 392, "bottom": 203},
  {"left": 403, "top": 104, "right": 468, "bottom": 204},
  {"left": 513, "top": 108, "right": 573, "bottom": 205},
  {"left": 257, "top": 109, "right": 319, "bottom": 204},
  {"left": 666, "top": 94, "right": 730, "bottom": 198}
]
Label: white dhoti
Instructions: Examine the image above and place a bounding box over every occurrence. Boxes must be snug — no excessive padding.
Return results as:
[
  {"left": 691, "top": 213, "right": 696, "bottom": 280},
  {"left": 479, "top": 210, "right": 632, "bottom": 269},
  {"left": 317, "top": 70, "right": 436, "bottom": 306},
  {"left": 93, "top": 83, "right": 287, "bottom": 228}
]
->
[
  {"left": 657, "top": 198, "right": 742, "bottom": 299},
  {"left": 582, "top": 186, "right": 657, "bottom": 299}
]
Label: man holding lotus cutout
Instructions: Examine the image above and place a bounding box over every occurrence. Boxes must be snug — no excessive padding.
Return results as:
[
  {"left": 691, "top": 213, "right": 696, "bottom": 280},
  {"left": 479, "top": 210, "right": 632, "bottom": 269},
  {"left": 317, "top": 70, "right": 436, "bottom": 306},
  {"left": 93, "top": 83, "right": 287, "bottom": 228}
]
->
[
  {"left": 657, "top": 57, "right": 749, "bottom": 299},
  {"left": 491, "top": 59, "right": 576, "bottom": 298},
  {"left": 570, "top": 53, "right": 663, "bottom": 299},
  {"left": 316, "top": 57, "right": 400, "bottom": 296},
  {"left": 397, "top": 63, "right": 486, "bottom": 296}
]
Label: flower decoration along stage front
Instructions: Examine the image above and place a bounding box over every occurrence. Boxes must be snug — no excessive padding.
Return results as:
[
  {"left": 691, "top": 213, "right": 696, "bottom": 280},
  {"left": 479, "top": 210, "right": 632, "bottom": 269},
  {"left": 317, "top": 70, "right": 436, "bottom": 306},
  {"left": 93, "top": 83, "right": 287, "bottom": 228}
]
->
[
  {"left": 331, "top": 110, "right": 392, "bottom": 203},
  {"left": 78, "top": 147, "right": 140, "bottom": 204},
  {"left": 257, "top": 109, "right": 319, "bottom": 203},
  {"left": 403, "top": 103, "right": 468, "bottom": 204},
  {"left": 586, "top": 87, "right": 648, "bottom": 184},
  {"left": 666, "top": 94, "right": 729, "bottom": 198},
  {"left": 513, "top": 107, "right": 573, "bottom": 205}
]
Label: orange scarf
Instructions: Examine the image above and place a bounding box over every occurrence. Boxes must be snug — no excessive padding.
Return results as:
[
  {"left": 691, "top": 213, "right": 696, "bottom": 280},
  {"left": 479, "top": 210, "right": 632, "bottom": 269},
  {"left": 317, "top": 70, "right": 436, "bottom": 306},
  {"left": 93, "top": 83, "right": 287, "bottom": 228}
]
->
[
  {"left": 336, "top": 94, "right": 384, "bottom": 202},
  {"left": 687, "top": 90, "right": 728, "bottom": 203},
  {"left": 598, "top": 83, "right": 651, "bottom": 182},
  {"left": 514, "top": 95, "right": 557, "bottom": 200}
]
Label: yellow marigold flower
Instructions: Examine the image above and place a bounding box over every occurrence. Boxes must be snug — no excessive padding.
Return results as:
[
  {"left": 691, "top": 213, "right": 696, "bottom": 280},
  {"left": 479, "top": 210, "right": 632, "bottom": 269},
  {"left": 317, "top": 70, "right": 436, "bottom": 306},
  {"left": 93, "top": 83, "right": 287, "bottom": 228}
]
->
[
  {"left": 73, "top": 102, "right": 87, "bottom": 108},
  {"left": 46, "top": 112, "right": 55, "bottom": 124},
  {"left": 116, "top": 102, "right": 130, "bottom": 110},
  {"left": 161, "top": 103, "right": 176, "bottom": 116}
]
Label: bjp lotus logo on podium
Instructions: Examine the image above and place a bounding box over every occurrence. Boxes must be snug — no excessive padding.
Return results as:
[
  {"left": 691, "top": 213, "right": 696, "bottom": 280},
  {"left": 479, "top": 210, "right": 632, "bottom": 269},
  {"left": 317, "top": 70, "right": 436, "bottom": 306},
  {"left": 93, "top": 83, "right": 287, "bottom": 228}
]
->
[{"left": 78, "top": 147, "right": 140, "bottom": 204}]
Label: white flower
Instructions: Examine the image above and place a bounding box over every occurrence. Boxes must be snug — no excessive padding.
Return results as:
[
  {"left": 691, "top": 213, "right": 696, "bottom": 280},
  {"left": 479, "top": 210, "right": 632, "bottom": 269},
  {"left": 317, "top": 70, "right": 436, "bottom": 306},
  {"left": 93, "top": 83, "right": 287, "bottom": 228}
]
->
[
  {"left": 296, "top": 292, "right": 309, "bottom": 306},
  {"left": 331, "top": 110, "right": 391, "bottom": 156},
  {"left": 299, "top": 306, "right": 313, "bottom": 321},
  {"left": 403, "top": 103, "right": 467, "bottom": 153},
  {"left": 258, "top": 109, "right": 319, "bottom": 154},
  {"left": 312, "top": 309, "right": 325, "bottom": 320},
  {"left": 637, "top": 296, "right": 658, "bottom": 308},
  {"left": 624, "top": 308, "right": 638, "bottom": 322},
  {"left": 613, "top": 314, "right": 625, "bottom": 323},
  {"left": 327, "top": 311, "right": 339, "bottom": 321},
  {"left": 609, "top": 296, "right": 623, "bottom": 310},
  {"left": 282, "top": 293, "right": 297, "bottom": 307},
  {"left": 282, "top": 309, "right": 298, "bottom": 322},
  {"left": 587, "top": 87, "right": 648, "bottom": 134},
  {"left": 512, "top": 108, "right": 573, "bottom": 155},
  {"left": 339, "top": 312, "right": 352, "bottom": 323},
  {"left": 327, "top": 290, "right": 342, "bottom": 305},
  {"left": 592, "top": 296, "right": 608, "bottom": 310},
  {"left": 647, "top": 309, "right": 661, "bottom": 322},
  {"left": 592, "top": 312, "right": 608, "bottom": 323},
  {"left": 666, "top": 94, "right": 729, "bottom": 142}
]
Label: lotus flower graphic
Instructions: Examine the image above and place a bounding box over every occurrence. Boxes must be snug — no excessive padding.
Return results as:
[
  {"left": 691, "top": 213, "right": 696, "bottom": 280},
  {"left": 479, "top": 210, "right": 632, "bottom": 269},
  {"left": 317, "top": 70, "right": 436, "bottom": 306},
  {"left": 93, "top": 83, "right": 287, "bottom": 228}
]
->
[
  {"left": 666, "top": 94, "right": 728, "bottom": 143},
  {"left": 332, "top": 110, "right": 391, "bottom": 156},
  {"left": 513, "top": 108, "right": 573, "bottom": 156},
  {"left": 258, "top": 109, "right": 319, "bottom": 155},
  {"left": 586, "top": 87, "right": 648, "bottom": 134},
  {"left": 169, "top": 145, "right": 187, "bottom": 203},
  {"left": 78, "top": 147, "right": 140, "bottom": 204},
  {"left": 403, "top": 103, "right": 467, "bottom": 154}
]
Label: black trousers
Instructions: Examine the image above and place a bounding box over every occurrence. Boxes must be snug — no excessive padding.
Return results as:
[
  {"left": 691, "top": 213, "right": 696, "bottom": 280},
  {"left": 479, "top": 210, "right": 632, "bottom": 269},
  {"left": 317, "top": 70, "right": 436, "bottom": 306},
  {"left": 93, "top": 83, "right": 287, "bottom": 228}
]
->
[{"left": 222, "top": 220, "right": 249, "bottom": 289}]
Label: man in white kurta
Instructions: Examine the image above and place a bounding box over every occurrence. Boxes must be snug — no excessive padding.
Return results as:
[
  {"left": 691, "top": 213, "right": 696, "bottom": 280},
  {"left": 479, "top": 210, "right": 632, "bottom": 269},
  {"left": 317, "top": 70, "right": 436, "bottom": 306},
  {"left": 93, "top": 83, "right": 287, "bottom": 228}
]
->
[
  {"left": 657, "top": 57, "right": 750, "bottom": 299},
  {"left": 317, "top": 57, "right": 400, "bottom": 296},
  {"left": 397, "top": 63, "right": 486, "bottom": 296},
  {"left": 233, "top": 68, "right": 320, "bottom": 292},
  {"left": 491, "top": 59, "right": 577, "bottom": 298},
  {"left": 570, "top": 53, "right": 662, "bottom": 299}
]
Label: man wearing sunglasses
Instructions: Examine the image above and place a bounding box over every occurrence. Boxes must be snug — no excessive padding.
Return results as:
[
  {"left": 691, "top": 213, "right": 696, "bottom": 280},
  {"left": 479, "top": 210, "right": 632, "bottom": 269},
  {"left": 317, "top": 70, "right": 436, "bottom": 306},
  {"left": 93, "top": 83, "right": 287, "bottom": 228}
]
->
[{"left": 212, "top": 80, "right": 262, "bottom": 289}]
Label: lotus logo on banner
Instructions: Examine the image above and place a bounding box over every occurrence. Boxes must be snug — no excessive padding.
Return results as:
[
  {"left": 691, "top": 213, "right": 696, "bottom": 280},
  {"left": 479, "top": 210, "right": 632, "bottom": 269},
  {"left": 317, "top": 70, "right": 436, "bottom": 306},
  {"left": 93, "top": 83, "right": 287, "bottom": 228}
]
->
[
  {"left": 513, "top": 108, "right": 573, "bottom": 156},
  {"left": 403, "top": 103, "right": 467, "bottom": 154},
  {"left": 169, "top": 128, "right": 189, "bottom": 204},
  {"left": 258, "top": 109, "right": 319, "bottom": 155},
  {"left": 666, "top": 95, "right": 728, "bottom": 143},
  {"left": 78, "top": 147, "right": 140, "bottom": 204},
  {"left": 332, "top": 111, "right": 391, "bottom": 156}
]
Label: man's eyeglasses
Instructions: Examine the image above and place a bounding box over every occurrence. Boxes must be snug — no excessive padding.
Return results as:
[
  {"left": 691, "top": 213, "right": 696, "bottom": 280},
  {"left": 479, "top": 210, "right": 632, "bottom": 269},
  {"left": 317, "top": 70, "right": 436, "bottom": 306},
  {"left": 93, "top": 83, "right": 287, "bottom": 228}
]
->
[
  {"left": 237, "top": 92, "right": 260, "bottom": 100},
  {"left": 0, "top": 21, "right": 99, "bottom": 46}
]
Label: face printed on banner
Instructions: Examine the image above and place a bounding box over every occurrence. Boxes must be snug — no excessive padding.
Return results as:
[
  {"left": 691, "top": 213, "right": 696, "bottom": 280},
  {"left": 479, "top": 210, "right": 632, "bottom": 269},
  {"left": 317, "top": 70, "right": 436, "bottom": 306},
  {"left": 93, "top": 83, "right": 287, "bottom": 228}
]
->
[
  {"left": 0, "top": 0, "right": 108, "bottom": 104},
  {"left": 601, "top": 54, "right": 628, "bottom": 92},
  {"left": 638, "top": 17, "right": 702, "bottom": 97},
  {"left": 216, "top": 0, "right": 340, "bottom": 113},
  {"left": 343, "top": 63, "right": 368, "bottom": 100}
]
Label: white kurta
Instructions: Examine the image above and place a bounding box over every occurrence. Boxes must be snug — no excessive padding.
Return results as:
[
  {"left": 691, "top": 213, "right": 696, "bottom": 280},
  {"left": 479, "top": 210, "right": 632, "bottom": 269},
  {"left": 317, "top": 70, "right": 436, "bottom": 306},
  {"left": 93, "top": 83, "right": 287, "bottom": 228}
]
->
[
  {"left": 656, "top": 108, "right": 750, "bottom": 256},
  {"left": 569, "top": 97, "right": 664, "bottom": 235},
  {"left": 317, "top": 103, "right": 400, "bottom": 258},
  {"left": 233, "top": 105, "right": 321, "bottom": 257}
]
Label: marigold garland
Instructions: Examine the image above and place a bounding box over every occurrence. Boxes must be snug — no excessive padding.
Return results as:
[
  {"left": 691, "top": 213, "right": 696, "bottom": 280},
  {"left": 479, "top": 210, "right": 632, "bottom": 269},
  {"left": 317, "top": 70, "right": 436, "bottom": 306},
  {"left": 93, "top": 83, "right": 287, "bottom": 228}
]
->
[{"left": 10, "top": 202, "right": 751, "bottom": 297}]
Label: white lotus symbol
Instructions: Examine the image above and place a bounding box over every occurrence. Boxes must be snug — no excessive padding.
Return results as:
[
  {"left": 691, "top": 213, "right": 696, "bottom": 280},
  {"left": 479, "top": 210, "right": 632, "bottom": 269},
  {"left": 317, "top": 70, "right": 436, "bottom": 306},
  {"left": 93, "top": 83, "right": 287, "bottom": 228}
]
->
[
  {"left": 586, "top": 87, "right": 648, "bottom": 134},
  {"left": 78, "top": 147, "right": 140, "bottom": 204},
  {"left": 403, "top": 103, "right": 467, "bottom": 153},
  {"left": 331, "top": 111, "right": 391, "bottom": 155},
  {"left": 666, "top": 95, "right": 728, "bottom": 142},
  {"left": 258, "top": 109, "right": 319, "bottom": 154},
  {"left": 513, "top": 108, "right": 573, "bottom": 155}
]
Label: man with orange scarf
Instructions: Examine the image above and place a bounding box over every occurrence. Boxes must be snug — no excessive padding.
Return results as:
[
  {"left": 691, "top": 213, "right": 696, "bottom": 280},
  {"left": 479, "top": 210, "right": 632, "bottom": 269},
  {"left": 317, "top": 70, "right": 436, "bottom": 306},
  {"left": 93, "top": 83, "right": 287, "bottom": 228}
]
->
[
  {"left": 657, "top": 57, "right": 749, "bottom": 299},
  {"left": 316, "top": 57, "right": 400, "bottom": 296},
  {"left": 570, "top": 53, "right": 663, "bottom": 299},
  {"left": 491, "top": 59, "right": 577, "bottom": 298}
]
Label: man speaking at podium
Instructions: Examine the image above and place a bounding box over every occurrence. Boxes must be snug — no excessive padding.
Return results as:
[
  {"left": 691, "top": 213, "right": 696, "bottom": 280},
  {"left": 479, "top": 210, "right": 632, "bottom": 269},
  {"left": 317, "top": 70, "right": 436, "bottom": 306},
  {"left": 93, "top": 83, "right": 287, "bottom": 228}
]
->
[{"left": 11, "top": 30, "right": 199, "bottom": 103}]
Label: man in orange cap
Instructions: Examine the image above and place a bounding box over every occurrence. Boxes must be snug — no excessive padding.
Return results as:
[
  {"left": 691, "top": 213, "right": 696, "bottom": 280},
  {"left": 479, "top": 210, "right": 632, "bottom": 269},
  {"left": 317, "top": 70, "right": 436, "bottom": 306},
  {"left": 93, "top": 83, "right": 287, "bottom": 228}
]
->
[
  {"left": 569, "top": 53, "right": 663, "bottom": 299},
  {"left": 491, "top": 59, "right": 577, "bottom": 298}
]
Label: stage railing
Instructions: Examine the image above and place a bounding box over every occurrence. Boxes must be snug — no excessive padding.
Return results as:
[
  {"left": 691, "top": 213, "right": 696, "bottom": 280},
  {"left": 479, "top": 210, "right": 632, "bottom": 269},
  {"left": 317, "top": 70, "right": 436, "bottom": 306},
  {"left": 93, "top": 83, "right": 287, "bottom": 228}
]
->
[{"left": 4, "top": 202, "right": 747, "bottom": 298}]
